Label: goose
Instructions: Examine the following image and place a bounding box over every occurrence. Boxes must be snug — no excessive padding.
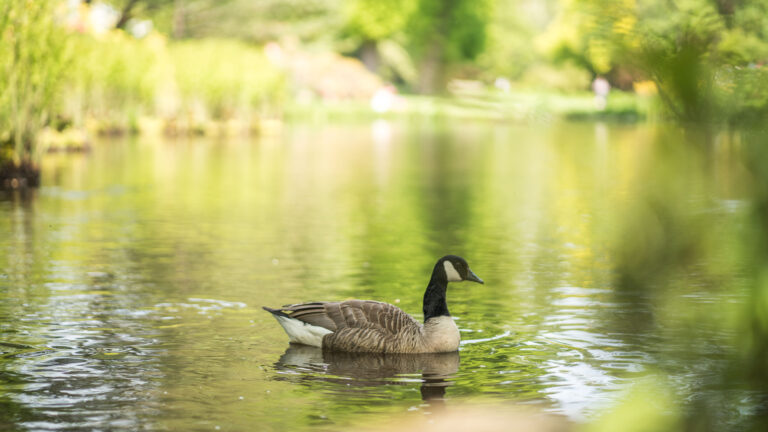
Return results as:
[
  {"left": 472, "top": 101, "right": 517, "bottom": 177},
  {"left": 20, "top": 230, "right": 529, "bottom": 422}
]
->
[{"left": 262, "top": 255, "right": 483, "bottom": 353}]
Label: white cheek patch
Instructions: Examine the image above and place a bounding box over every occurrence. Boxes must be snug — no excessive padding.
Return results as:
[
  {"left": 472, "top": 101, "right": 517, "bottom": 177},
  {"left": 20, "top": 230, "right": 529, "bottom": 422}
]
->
[{"left": 443, "top": 261, "right": 462, "bottom": 282}]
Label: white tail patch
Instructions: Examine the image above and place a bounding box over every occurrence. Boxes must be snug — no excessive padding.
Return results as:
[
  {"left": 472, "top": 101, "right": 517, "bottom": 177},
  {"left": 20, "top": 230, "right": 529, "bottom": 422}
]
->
[
  {"left": 443, "top": 260, "right": 462, "bottom": 282},
  {"left": 274, "top": 315, "right": 333, "bottom": 347}
]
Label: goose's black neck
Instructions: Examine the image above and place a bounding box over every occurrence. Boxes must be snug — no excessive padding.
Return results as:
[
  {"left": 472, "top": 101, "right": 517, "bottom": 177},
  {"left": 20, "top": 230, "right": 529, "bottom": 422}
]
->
[{"left": 423, "top": 265, "right": 450, "bottom": 322}]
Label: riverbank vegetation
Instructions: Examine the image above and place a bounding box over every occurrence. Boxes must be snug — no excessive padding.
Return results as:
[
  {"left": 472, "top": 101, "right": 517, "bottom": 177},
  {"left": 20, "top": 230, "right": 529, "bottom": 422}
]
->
[
  {"left": 64, "top": 33, "right": 285, "bottom": 135},
  {"left": 1, "top": 1, "right": 289, "bottom": 186},
  {"left": 3, "top": 1, "right": 768, "bottom": 182},
  {"left": 0, "top": 0, "right": 69, "bottom": 187}
]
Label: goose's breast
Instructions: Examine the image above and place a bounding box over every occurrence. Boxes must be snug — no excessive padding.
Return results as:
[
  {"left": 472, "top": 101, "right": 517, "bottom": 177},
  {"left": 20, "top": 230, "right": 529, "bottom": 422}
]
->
[{"left": 424, "top": 316, "right": 460, "bottom": 352}]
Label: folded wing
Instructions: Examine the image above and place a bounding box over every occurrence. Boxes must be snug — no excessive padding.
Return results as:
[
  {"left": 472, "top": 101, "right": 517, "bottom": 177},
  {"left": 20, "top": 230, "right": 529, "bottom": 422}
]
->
[{"left": 269, "top": 300, "right": 421, "bottom": 336}]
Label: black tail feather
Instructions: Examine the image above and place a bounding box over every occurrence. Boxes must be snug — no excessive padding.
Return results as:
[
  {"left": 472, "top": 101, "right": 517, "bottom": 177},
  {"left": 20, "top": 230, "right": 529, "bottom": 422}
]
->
[{"left": 262, "top": 306, "right": 290, "bottom": 317}]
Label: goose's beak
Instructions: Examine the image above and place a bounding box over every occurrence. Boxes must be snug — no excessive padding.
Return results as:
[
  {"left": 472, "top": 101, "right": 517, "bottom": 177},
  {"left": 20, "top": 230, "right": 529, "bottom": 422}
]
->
[{"left": 466, "top": 269, "right": 484, "bottom": 284}]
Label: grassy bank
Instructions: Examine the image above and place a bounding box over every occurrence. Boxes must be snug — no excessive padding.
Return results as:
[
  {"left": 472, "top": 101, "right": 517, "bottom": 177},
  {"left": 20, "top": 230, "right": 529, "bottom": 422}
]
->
[
  {"left": 62, "top": 33, "right": 286, "bottom": 137},
  {"left": 286, "top": 89, "right": 650, "bottom": 124},
  {"left": 63, "top": 32, "right": 649, "bottom": 134}
]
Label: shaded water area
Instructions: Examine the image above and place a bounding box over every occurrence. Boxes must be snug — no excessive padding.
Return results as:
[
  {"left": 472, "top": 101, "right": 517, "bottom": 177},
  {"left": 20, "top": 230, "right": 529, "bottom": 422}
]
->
[{"left": 1, "top": 120, "right": 766, "bottom": 430}]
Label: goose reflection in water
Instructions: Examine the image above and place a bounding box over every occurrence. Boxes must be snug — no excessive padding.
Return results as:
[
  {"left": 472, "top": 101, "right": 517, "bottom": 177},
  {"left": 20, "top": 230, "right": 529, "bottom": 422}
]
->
[{"left": 274, "top": 344, "right": 460, "bottom": 404}]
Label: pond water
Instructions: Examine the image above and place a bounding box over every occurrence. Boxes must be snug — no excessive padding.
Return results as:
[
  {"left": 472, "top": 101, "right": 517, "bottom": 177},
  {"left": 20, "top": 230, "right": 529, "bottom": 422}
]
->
[{"left": 0, "top": 120, "right": 765, "bottom": 431}]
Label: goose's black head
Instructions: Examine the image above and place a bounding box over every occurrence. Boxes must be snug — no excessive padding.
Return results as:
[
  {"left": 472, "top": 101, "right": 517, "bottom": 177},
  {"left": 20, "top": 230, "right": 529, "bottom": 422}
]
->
[{"left": 435, "top": 255, "right": 484, "bottom": 284}]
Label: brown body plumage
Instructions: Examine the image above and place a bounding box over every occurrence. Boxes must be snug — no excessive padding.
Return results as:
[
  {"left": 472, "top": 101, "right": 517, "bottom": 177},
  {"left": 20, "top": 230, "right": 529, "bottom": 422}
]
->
[
  {"left": 263, "top": 255, "right": 484, "bottom": 353},
  {"left": 264, "top": 300, "right": 459, "bottom": 353}
]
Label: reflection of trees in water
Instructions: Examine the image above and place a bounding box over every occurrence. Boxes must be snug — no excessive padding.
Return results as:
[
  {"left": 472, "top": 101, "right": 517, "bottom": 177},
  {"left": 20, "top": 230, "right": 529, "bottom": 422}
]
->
[
  {"left": 274, "top": 344, "right": 459, "bottom": 403},
  {"left": 740, "top": 130, "right": 768, "bottom": 430},
  {"left": 605, "top": 128, "right": 768, "bottom": 430}
]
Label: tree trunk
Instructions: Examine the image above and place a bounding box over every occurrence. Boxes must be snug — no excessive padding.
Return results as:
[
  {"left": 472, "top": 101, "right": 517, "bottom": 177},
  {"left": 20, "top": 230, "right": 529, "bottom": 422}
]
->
[
  {"left": 417, "top": 36, "right": 445, "bottom": 94},
  {"left": 359, "top": 40, "right": 380, "bottom": 74},
  {"left": 115, "top": 0, "right": 139, "bottom": 30},
  {"left": 172, "top": 0, "right": 186, "bottom": 39}
]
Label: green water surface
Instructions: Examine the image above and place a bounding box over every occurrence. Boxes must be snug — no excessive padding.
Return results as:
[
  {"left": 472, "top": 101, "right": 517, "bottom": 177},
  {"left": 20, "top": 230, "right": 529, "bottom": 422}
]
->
[{"left": 0, "top": 121, "right": 764, "bottom": 431}]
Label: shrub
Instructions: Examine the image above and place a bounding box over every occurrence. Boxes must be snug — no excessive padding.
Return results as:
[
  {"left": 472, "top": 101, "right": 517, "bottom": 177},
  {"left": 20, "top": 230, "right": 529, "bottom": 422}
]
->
[{"left": 0, "top": 0, "right": 69, "bottom": 169}]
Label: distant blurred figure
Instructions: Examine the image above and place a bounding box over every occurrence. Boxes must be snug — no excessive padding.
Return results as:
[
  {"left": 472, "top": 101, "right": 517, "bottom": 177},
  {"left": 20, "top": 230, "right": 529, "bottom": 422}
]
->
[
  {"left": 264, "top": 42, "right": 285, "bottom": 66},
  {"left": 494, "top": 77, "right": 511, "bottom": 93},
  {"left": 371, "top": 85, "right": 397, "bottom": 113},
  {"left": 592, "top": 76, "right": 610, "bottom": 110}
]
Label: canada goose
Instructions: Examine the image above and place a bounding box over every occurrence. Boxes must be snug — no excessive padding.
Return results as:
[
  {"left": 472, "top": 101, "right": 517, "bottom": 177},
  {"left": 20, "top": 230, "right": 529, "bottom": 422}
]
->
[{"left": 263, "top": 255, "right": 483, "bottom": 353}]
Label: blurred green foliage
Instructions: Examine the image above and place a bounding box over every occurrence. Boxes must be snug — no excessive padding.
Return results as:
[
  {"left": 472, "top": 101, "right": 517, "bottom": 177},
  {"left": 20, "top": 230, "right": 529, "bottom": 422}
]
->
[
  {"left": 343, "top": 0, "right": 414, "bottom": 41},
  {"left": 0, "top": 0, "right": 287, "bottom": 164},
  {"left": 541, "top": 0, "right": 768, "bottom": 122},
  {"left": 340, "top": 0, "right": 492, "bottom": 91},
  {"left": 111, "top": 0, "right": 492, "bottom": 93},
  {"left": 66, "top": 32, "right": 162, "bottom": 133},
  {"left": 103, "top": 0, "right": 768, "bottom": 119},
  {"left": 147, "top": 0, "right": 341, "bottom": 41},
  {"left": 408, "top": 0, "right": 492, "bottom": 92},
  {"left": 169, "top": 39, "right": 285, "bottom": 123},
  {"left": 62, "top": 33, "right": 285, "bottom": 134},
  {"left": 0, "top": 0, "right": 69, "bottom": 168},
  {"left": 588, "top": 379, "right": 681, "bottom": 432},
  {"left": 476, "top": 1, "right": 547, "bottom": 82}
]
